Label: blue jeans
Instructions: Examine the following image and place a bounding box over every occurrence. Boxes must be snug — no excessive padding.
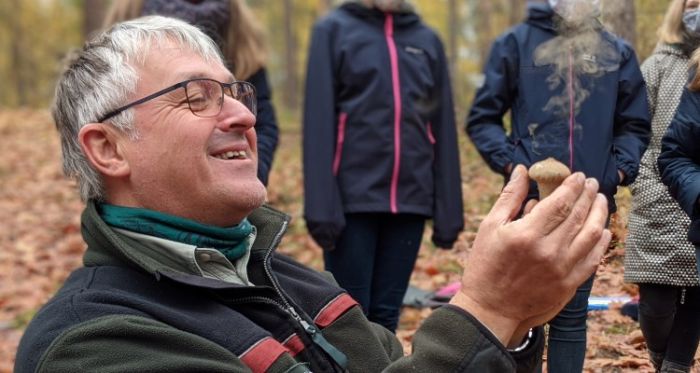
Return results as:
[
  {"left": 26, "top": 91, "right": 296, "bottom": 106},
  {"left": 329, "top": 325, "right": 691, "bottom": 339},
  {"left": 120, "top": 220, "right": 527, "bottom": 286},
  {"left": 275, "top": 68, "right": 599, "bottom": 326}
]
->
[
  {"left": 323, "top": 213, "right": 425, "bottom": 332},
  {"left": 544, "top": 274, "right": 594, "bottom": 373}
]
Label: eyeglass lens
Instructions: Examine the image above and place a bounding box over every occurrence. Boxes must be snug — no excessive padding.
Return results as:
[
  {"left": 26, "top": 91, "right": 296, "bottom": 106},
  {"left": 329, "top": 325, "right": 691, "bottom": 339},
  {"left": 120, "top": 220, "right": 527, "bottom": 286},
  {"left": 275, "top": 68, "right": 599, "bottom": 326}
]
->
[{"left": 185, "top": 80, "right": 256, "bottom": 118}]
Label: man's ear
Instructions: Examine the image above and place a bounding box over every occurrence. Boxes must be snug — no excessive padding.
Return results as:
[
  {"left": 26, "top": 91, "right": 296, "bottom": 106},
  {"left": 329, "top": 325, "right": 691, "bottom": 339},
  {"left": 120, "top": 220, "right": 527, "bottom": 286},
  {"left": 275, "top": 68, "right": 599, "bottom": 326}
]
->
[{"left": 78, "top": 123, "right": 130, "bottom": 178}]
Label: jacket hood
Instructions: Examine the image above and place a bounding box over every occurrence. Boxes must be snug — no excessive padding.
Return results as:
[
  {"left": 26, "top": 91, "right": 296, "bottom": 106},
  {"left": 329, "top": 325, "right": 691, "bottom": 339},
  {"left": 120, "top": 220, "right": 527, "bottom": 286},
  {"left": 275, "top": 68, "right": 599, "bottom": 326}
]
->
[
  {"left": 340, "top": 2, "right": 420, "bottom": 28},
  {"left": 526, "top": 2, "right": 555, "bottom": 31}
]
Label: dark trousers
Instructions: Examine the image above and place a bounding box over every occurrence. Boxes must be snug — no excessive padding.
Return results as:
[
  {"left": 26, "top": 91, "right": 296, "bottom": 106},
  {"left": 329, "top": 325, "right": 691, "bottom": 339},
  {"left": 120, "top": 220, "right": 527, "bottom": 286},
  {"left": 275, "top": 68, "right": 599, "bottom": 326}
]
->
[
  {"left": 324, "top": 213, "right": 425, "bottom": 332},
  {"left": 638, "top": 283, "right": 700, "bottom": 370}
]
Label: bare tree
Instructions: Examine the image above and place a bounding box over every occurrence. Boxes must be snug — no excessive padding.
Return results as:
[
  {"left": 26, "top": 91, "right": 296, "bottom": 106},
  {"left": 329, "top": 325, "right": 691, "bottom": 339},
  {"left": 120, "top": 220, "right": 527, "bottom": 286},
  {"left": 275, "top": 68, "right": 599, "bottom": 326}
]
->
[
  {"left": 474, "top": 0, "right": 495, "bottom": 66},
  {"left": 11, "top": 0, "right": 26, "bottom": 106},
  {"left": 508, "top": 0, "right": 523, "bottom": 26},
  {"left": 283, "top": 0, "right": 299, "bottom": 109},
  {"left": 602, "top": 0, "right": 637, "bottom": 46},
  {"left": 84, "top": 0, "right": 107, "bottom": 38},
  {"left": 447, "top": 0, "right": 458, "bottom": 80}
]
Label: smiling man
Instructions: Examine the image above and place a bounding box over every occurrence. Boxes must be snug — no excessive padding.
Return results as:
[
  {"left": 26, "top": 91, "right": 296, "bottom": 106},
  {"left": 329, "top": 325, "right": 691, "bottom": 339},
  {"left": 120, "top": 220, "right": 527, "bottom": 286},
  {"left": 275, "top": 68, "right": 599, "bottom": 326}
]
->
[{"left": 14, "top": 16, "right": 612, "bottom": 373}]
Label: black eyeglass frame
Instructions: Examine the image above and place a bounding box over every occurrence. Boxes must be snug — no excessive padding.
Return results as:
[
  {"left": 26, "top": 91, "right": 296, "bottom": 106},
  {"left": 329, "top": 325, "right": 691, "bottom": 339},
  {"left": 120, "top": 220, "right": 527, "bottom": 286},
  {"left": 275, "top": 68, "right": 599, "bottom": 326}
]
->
[{"left": 98, "top": 78, "right": 257, "bottom": 123}]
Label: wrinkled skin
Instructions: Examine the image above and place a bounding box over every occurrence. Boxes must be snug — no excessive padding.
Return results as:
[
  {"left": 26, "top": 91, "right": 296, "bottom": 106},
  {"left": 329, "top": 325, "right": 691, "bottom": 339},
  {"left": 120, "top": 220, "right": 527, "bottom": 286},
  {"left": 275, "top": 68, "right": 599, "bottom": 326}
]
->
[{"left": 451, "top": 165, "right": 609, "bottom": 345}]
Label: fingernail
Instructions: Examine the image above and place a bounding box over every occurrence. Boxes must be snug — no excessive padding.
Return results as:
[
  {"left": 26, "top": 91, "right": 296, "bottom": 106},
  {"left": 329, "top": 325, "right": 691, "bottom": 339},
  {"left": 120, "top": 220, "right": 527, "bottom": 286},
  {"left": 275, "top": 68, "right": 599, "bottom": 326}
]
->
[
  {"left": 586, "top": 178, "right": 598, "bottom": 189},
  {"left": 511, "top": 165, "right": 522, "bottom": 181}
]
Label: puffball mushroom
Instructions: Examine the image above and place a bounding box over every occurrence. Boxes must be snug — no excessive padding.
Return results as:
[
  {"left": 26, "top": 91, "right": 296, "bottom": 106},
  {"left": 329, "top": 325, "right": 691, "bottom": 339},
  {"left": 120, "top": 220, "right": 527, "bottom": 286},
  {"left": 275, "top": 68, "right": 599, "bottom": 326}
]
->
[{"left": 528, "top": 158, "right": 571, "bottom": 199}]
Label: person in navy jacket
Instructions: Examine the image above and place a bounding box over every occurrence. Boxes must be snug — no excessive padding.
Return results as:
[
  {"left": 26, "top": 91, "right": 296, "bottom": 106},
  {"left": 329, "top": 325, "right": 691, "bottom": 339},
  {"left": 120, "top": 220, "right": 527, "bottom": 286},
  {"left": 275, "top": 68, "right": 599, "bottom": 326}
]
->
[
  {"left": 302, "top": 0, "right": 464, "bottom": 332},
  {"left": 659, "top": 60, "right": 700, "bottom": 280},
  {"left": 467, "top": 0, "right": 650, "bottom": 371}
]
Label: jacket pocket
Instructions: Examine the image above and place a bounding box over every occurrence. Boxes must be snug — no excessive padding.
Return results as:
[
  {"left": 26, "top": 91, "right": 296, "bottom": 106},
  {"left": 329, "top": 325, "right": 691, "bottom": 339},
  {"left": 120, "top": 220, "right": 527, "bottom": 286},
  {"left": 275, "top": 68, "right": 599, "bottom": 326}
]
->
[{"left": 333, "top": 112, "right": 348, "bottom": 176}]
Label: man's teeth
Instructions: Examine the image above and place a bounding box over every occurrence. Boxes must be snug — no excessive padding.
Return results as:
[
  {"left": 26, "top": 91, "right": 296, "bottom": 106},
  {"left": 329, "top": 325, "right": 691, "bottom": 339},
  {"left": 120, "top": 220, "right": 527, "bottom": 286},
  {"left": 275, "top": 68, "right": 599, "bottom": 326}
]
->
[{"left": 215, "top": 151, "right": 247, "bottom": 160}]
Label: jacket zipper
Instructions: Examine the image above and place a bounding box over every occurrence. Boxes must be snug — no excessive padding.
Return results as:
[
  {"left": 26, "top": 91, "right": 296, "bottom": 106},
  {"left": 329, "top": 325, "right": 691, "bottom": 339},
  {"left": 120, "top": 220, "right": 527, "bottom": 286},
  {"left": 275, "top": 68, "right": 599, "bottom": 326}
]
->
[
  {"left": 567, "top": 46, "right": 574, "bottom": 170},
  {"left": 385, "top": 13, "right": 402, "bottom": 214},
  {"left": 261, "top": 220, "right": 349, "bottom": 370}
]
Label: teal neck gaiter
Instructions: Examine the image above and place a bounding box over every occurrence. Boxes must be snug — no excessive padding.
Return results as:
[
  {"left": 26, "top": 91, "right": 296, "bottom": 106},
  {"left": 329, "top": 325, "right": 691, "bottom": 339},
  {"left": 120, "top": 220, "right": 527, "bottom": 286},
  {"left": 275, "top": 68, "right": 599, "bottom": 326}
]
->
[{"left": 98, "top": 204, "right": 253, "bottom": 261}]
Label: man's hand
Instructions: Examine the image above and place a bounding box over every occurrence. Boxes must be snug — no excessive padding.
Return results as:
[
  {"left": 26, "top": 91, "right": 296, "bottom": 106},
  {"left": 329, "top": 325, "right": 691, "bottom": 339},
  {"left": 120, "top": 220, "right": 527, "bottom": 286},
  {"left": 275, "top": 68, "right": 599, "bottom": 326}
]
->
[
  {"left": 618, "top": 170, "right": 625, "bottom": 184},
  {"left": 450, "top": 165, "right": 610, "bottom": 345}
]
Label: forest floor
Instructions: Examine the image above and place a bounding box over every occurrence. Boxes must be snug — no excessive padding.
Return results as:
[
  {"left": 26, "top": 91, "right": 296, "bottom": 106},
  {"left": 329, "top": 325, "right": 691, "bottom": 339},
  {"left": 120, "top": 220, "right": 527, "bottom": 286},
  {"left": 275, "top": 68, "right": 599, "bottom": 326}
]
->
[{"left": 1, "top": 109, "right": 698, "bottom": 372}]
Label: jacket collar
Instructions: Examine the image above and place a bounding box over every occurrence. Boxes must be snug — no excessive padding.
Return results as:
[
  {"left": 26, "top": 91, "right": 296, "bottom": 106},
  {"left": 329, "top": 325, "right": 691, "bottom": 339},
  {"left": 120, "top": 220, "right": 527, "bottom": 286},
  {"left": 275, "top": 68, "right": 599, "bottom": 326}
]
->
[
  {"left": 340, "top": 2, "right": 420, "bottom": 28},
  {"left": 81, "top": 200, "right": 291, "bottom": 276},
  {"left": 654, "top": 43, "right": 686, "bottom": 58}
]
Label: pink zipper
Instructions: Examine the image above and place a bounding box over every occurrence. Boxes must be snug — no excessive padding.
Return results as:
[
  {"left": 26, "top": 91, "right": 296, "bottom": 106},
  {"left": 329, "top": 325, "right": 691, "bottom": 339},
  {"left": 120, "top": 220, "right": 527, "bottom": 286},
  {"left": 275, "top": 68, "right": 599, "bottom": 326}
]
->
[
  {"left": 385, "top": 13, "right": 402, "bottom": 214},
  {"left": 332, "top": 112, "right": 348, "bottom": 176},
  {"left": 567, "top": 47, "right": 574, "bottom": 170}
]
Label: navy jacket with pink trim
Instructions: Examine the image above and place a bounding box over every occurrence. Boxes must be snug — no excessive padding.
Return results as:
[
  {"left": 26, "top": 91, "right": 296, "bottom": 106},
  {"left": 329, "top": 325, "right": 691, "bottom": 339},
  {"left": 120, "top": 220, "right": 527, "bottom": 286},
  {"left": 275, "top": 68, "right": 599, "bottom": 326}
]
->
[
  {"left": 302, "top": 3, "right": 464, "bottom": 249},
  {"left": 15, "top": 202, "right": 543, "bottom": 372}
]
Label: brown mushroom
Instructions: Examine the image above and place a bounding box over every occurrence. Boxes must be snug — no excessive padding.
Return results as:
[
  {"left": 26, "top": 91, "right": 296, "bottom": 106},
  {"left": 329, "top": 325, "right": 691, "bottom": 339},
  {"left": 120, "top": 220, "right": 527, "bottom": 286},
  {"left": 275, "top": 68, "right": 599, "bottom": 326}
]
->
[{"left": 528, "top": 158, "right": 571, "bottom": 199}]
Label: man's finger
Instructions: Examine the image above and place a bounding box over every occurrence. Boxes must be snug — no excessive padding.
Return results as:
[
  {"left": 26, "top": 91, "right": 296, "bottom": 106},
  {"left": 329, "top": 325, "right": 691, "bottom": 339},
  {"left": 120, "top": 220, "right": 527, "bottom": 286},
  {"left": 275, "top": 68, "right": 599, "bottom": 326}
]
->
[
  {"left": 563, "top": 193, "right": 609, "bottom": 271},
  {"left": 485, "top": 165, "right": 530, "bottom": 225},
  {"left": 550, "top": 178, "right": 599, "bottom": 244},
  {"left": 565, "top": 228, "right": 611, "bottom": 290},
  {"left": 523, "top": 199, "right": 538, "bottom": 216},
  {"left": 523, "top": 172, "right": 586, "bottom": 236}
]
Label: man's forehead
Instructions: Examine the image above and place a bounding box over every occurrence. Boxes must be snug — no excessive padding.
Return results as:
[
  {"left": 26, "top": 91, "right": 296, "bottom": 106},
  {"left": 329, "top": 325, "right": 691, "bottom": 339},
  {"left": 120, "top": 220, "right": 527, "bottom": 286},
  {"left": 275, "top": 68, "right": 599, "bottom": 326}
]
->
[{"left": 139, "top": 43, "right": 234, "bottom": 84}]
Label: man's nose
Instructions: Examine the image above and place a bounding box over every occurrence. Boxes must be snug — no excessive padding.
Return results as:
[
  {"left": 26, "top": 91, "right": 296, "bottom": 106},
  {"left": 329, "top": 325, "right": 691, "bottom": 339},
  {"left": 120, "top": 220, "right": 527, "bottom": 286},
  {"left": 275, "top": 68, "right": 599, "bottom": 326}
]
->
[{"left": 216, "top": 95, "right": 256, "bottom": 131}]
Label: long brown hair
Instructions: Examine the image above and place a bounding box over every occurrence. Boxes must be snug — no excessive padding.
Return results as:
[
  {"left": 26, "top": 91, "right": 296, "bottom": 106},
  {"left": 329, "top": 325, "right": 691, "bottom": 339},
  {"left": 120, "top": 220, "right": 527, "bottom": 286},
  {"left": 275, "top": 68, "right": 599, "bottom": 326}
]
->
[
  {"left": 658, "top": 0, "right": 686, "bottom": 45},
  {"left": 103, "top": 0, "right": 267, "bottom": 80},
  {"left": 690, "top": 49, "right": 700, "bottom": 91}
]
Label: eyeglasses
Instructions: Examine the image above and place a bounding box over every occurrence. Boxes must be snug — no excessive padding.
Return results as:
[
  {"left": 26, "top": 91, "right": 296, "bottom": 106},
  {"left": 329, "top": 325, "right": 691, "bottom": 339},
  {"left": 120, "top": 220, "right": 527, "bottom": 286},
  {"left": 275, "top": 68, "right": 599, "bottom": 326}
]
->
[{"left": 98, "top": 78, "right": 257, "bottom": 123}]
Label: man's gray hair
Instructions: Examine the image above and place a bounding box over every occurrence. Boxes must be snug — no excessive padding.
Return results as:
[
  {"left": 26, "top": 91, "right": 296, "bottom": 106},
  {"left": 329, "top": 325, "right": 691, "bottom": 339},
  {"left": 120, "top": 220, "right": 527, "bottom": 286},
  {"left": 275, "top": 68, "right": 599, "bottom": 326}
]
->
[{"left": 53, "top": 15, "right": 224, "bottom": 201}]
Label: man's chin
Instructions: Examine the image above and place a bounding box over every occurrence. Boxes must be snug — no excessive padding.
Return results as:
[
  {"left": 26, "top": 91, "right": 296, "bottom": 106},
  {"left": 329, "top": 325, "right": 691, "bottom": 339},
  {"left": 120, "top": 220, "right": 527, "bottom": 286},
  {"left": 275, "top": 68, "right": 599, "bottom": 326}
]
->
[{"left": 237, "top": 180, "right": 268, "bottom": 211}]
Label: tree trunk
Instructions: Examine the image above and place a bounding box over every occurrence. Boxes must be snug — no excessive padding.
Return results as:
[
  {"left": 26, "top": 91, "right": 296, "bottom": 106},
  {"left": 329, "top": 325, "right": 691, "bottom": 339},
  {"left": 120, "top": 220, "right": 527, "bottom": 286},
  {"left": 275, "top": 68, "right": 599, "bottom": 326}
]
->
[
  {"left": 508, "top": 0, "right": 523, "bottom": 26},
  {"left": 11, "top": 0, "right": 26, "bottom": 106},
  {"left": 601, "top": 0, "right": 637, "bottom": 46},
  {"left": 83, "top": 0, "right": 106, "bottom": 38},
  {"left": 474, "top": 0, "right": 494, "bottom": 66},
  {"left": 283, "top": 0, "right": 299, "bottom": 110},
  {"left": 447, "top": 0, "right": 458, "bottom": 80}
]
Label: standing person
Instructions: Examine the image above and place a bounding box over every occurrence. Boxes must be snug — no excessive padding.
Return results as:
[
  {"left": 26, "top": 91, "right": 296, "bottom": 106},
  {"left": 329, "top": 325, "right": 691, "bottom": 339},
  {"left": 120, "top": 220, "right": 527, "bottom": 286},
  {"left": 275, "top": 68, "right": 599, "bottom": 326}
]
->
[
  {"left": 625, "top": 1, "right": 700, "bottom": 372},
  {"left": 302, "top": 0, "right": 464, "bottom": 332},
  {"left": 104, "top": 0, "right": 279, "bottom": 185},
  {"left": 467, "top": 0, "right": 651, "bottom": 371}
]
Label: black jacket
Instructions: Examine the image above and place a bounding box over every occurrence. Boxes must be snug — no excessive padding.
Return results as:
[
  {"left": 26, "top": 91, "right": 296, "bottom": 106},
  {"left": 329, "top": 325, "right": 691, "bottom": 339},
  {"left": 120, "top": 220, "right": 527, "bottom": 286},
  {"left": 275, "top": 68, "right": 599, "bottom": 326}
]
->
[
  {"left": 247, "top": 68, "right": 279, "bottom": 186},
  {"left": 302, "top": 3, "right": 464, "bottom": 249}
]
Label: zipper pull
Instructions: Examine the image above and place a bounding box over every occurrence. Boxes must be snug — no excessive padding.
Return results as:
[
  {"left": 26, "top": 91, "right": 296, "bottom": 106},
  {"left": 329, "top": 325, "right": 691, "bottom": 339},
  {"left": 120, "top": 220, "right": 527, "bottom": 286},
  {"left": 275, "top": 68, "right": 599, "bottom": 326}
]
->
[
  {"left": 287, "top": 307, "right": 348, "bottom": 369},
  {"left": 681, "top": 288, "right": 687, "bottom": 305}
]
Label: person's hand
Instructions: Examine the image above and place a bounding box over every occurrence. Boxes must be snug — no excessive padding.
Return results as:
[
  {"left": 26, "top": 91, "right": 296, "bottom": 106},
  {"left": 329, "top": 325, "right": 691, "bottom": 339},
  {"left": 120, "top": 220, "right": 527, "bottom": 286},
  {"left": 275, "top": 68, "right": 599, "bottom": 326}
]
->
[
  {"left": 618, "top": 170, "right": 625, "bottom": 184},
  {"left": 450, "top": 165, "right": 610, "bottom": 345}
]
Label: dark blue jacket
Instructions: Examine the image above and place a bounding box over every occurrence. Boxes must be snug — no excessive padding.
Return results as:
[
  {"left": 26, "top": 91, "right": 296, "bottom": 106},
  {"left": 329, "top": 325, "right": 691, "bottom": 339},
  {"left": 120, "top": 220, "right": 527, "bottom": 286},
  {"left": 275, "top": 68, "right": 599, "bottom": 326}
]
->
[
  {"left": 248, "top": 68, "right": 279, "bottom": 186},
  {"left": 658, "top": 87, "right": 700, "bottom": 245},
  {"left": 302, "top": 3, "right": 464, "bottom": 249},
  {"left": 467, "top": 5, "right": 650, "bottom": 211}
]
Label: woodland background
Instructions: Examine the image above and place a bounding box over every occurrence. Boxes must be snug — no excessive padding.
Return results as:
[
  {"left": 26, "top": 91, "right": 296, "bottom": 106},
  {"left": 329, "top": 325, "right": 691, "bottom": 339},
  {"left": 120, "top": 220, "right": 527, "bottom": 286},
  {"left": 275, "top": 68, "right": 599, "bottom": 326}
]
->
[{"left": 0, "top": 0, "right": 693, "bottom": 372}]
